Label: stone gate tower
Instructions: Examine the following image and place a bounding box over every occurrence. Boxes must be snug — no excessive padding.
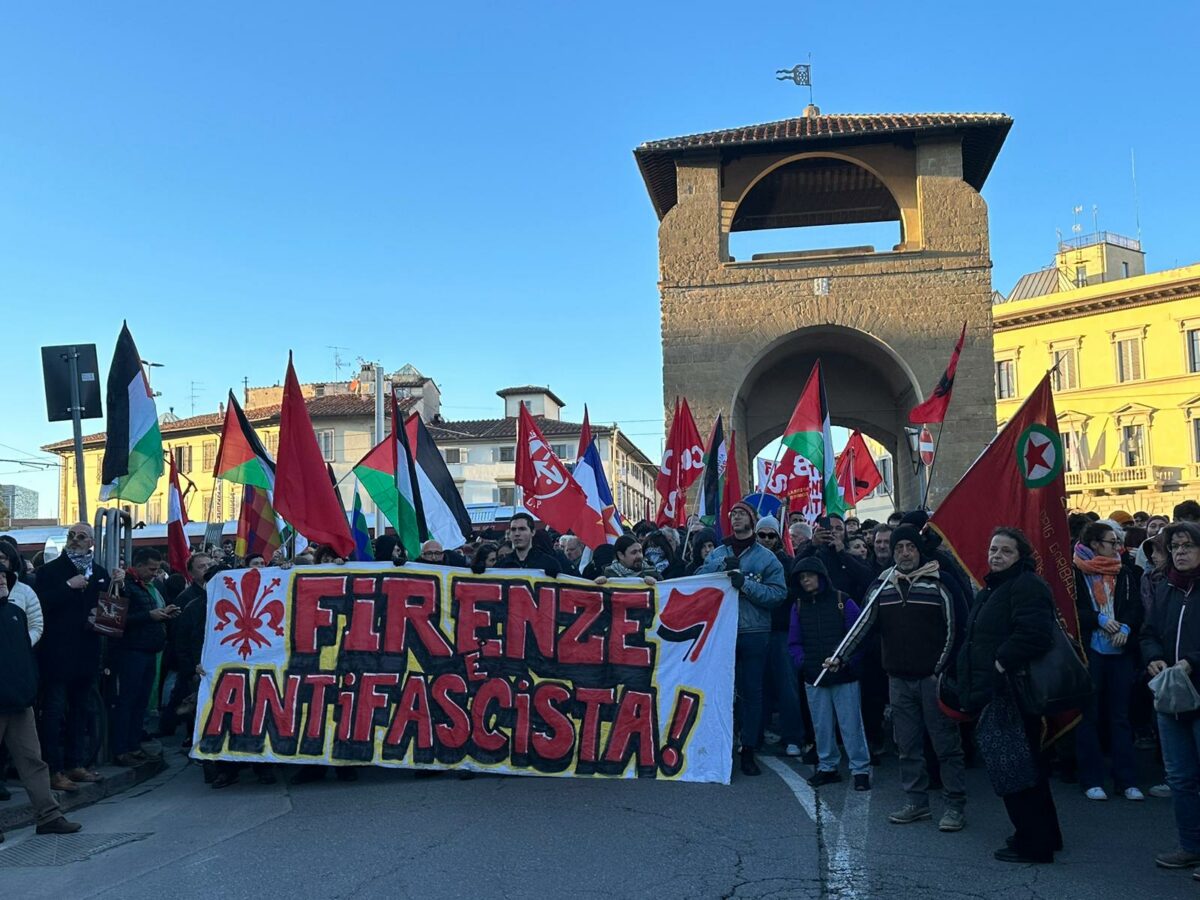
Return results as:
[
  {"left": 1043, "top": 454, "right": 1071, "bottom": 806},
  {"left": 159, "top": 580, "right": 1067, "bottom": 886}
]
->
[{"left": 635, "top": 110, "right": 1012, "bottom": 509}]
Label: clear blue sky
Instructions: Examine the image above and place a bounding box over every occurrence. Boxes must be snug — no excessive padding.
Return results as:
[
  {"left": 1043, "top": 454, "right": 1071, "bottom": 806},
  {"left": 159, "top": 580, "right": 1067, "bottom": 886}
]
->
[{"left": 3, "top": 2, "right": 1197, "bottom": 517}]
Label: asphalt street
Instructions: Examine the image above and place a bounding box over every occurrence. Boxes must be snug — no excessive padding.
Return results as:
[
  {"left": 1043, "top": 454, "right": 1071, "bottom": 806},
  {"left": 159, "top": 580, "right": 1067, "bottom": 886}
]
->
[{"left": 0, "top": 746, "right": 1185, "bottom": 899}]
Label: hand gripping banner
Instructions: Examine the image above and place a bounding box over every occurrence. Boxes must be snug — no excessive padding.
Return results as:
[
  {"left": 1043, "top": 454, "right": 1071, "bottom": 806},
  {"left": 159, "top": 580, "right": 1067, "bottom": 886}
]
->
[{"left": 190, "top": 564, "right": 738, "bottom": 784}]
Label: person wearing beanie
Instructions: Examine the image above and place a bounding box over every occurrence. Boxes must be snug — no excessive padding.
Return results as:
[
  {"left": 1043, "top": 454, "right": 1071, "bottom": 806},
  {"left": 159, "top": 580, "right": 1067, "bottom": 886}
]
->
[
  {"left": 794, "top": 512, "right": 873, "bottom": 602},
  {"left": 696, "top": 500, "right": 787, "bottom": 777},
  {"left": 756, "top": 516, "right": 807, "bottom": 759},
  {"left": 831, "top": 522, "right": 969, "bottom": 832},
  {"left": 1109, "top": 509, "right": 1134, "bottom": 528},
  {"left": 788, "top": 556, "right": 871, "bottom": 791}
]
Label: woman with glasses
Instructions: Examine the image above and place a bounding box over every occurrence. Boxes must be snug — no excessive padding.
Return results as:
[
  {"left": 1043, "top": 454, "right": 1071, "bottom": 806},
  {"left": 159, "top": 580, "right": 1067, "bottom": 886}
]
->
[
  {"left": 1073, "top": 520, "right": 1144, "bottom": 801},
  {"left": 1142, "top": 521, "right": 1200, "bottom": 877}
]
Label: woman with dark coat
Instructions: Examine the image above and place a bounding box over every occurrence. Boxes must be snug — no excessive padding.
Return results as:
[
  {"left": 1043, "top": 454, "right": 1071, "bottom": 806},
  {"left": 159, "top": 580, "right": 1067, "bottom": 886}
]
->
[{"left": 955, "top": 527, "right": 1060, "bottom": 863}]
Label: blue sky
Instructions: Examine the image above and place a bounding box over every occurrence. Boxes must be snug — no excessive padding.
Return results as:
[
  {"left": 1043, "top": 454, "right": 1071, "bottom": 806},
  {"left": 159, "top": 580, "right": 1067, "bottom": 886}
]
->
[{"left": 3, "top": 2, "right": 1197, "bottom": 517}]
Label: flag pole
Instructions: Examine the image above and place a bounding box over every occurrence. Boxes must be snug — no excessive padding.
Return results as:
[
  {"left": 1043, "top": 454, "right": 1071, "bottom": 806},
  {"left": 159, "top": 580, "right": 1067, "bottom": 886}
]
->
[
  {"left": 919, "top": 424, "right": 944, "bottom": 511},
  {"left": 813, "top": 565, "right": 896, "bottom": 687}
]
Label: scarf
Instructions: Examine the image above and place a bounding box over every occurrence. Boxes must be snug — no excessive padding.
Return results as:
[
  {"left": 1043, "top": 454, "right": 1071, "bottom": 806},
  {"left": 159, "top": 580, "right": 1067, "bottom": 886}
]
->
[
  {"left": 644, "top": 547, "right": 670, "bottom": 575},
  {"left": 66, "top": 549, "right": 94, "bottom": 575},
  {"left": 728, "top": 534, "right": 756, "bottom": 557},
  {"left": 608, "top": 560, "right": 642, "bottom": 578},
  {"left": 1168, "top": 567, "right": 1198, "bottom": 592},
  {"left": 887, "top": 559, "right": 940, "bottom": 589},
  {"left": 1074, "top": 542, "right": 1122, "bottom": 653}
]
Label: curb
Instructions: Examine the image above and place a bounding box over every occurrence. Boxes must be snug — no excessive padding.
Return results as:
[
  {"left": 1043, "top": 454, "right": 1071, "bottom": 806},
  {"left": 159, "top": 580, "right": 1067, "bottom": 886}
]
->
[{"left": 0, "top": 755, "right": 167, "bottom": 833}]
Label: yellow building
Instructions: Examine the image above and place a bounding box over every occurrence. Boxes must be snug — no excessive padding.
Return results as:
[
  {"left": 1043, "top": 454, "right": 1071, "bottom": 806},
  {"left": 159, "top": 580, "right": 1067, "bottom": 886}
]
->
[{"left": 993, "top": 233, "right": 1200, "bottom": 514}]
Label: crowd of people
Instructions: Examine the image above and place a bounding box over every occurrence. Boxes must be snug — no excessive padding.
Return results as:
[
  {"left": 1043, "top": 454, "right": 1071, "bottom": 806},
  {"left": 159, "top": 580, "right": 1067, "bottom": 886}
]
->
[{"left": 2, "top": 499, "right": 1200, "bottom": 879}]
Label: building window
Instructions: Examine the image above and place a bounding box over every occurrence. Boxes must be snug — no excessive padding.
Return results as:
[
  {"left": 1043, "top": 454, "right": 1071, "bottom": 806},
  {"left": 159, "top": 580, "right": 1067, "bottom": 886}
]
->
[
  {"left": 1050, "top": 348, "right": 1078, "bottom": 391},
  {"left": 1194, "top": 418, "right": 1200, "bottom": 464},
  {"left": 443, "top": 448, "right": 463, "bottom": 464},
  {"left": 521, "top": 400, "right": 532, "bottom": 410},
  {"left": 1074, "top": 266, "right": 1087, "bottom": 287},
  {"left": 316, "top": 429, "right": 335, "bottom": 462},
  {"left": 202, "top": 440, "right": 217, "bottom": 472},
  {"left": 147, "top": 498, "right": 161, "bottom": 524},
  {"left": 995, "top": 359, "right": 1016, "bottom": 400},
  {"left": 1121, "top": 261, "right": 1130, "bottom": 278},
  {"left": 1188, "top": 329, "right": 1200, "bottom": 374},
  {"left": 498, "top": 446, "right": 516, "bottom": 463},
  {"left": 498, "top": 486, "right": 517, "bottom": 506},
  {"left": 1060, "top": 432, "right": 1076, "bottom": 472},
  {"left": 874, "top": 457, "right": 894, "bottom": 496},
  {"left": 1115, "top": 337, "right": 1143, "bottom": 382},
  {"left": 551, "top": 443, "right": 571, "bottom": 460},
  {"left": 264, "top": 431, "right": 279, "bottom": 457},
  {"left": 1120, "top": 424, "right": 1145, "bottom": 467},
  {"left": 174, "top": 445, "right": 193, "bottom": 474}
]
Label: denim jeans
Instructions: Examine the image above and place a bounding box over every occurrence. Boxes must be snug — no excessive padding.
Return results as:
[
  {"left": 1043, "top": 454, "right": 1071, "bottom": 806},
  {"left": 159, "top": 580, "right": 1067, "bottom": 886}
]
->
[
  {"left": 1158, "top": 713, "right": 1200, "bottom": 853},
  {"left": 110, "top": 650, "right": 157, "bottom": 756},
  {"left": 39, "top": 677, "right": 95, "bottom": 772},
  {"left": 735, "top": 631, "right": 769, "bottom": 750},
  {"left": 765, "top": 631, "right": 807, "bottom": 746},
  {"left": 805, "top": 681, "right": 871, "bottom": 775},
  {"left": 1075, "top": 649, "right": 1137, "bottom": 791}
]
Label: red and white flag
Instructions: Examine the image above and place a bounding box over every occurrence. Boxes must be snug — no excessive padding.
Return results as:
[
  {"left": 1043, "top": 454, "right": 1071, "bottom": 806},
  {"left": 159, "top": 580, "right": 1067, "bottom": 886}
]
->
[
  {"left": 655, "top": 398, "right": 705, "bottom": 527},
  {"left": 514, "top": 405, "right": 600, "bottom": 543},
  {"left": 834, "top": 430, "right": 883, "bottom": 507},
  {"left": 166, "top": 452, "right": 191, "bottom": 579}
]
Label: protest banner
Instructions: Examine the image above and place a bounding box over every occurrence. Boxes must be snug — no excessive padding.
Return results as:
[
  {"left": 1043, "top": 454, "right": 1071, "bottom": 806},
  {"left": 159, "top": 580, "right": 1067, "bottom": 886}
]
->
[{"left": 190, "top": 563, "right": 738, "bottom": 783}]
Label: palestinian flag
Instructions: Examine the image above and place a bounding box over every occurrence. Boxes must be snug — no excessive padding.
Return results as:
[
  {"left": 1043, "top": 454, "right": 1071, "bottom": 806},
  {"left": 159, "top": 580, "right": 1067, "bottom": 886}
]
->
[
  {"left": 213, "top": 390, "right": 275, "bottom": 489},
  {"left": 778, "top": 361, "right": 847, "bottom": 517},
  {"left": 352, "top": 399, "right": 424, "bottom": 557},
  {"left": 697, "top": 414, "right": 727, "bottom": 537},
  {"left": 235, "top": 485, "right": 282, "bottom": 562},
  {"left": 349, "top": 481, "right": 373, "bottom": 562},
  {"left": 100, "top": 322, "right": 163, "bottom": 502},
  {"left": 405, "top": 413, "right": 472, "bottom": 549}
]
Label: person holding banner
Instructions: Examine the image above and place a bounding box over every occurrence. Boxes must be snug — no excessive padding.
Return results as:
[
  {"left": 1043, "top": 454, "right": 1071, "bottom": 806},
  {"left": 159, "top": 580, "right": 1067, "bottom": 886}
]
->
[
  {"left": 593, "top": 535, "right": 659, "bottom": 586},
  {"left": 696, "top": 501, "right": 787, "bottom": 777}
]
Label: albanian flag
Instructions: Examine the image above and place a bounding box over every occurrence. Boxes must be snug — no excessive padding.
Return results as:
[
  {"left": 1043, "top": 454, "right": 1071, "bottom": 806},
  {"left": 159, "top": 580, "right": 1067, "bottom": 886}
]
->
[
  {"left": 909, "top": 322, "right": 966, "bottom": 425},
  {"left": 834, "top": 430, "right": 883, "bottom": 507}
]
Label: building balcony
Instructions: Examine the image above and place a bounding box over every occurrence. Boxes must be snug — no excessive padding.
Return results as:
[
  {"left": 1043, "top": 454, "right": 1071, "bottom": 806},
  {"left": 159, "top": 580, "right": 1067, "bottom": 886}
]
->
[
  {"left": 1065, "top": 466, "right": 1180, "bottom": 492},
  {"left": 1191, "top": 463, "right": 1200, "bottom": 483}
]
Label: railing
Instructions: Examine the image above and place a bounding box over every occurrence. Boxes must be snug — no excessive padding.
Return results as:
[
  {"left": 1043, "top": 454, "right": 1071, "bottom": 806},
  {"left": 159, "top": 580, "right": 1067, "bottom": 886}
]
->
[
  {"left": 1065, "top": 466, "right": 1176, "bottom": 490},
  {"left": 1057, "top": 231, "right": 1141, "bottom": 253}
]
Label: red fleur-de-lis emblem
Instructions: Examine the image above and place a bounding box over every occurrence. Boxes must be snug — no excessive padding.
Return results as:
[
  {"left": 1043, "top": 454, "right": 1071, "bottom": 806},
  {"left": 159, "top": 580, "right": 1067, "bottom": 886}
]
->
[{"left": 212, "top": 568, "right": 285, "bottom": 660}]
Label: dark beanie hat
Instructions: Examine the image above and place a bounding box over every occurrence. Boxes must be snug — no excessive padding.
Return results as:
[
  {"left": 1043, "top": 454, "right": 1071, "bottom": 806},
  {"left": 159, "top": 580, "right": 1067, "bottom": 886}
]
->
[
  {"left": 890, "top": 524, "right": 925, "bottom": 557},
  {"left": 900, "top": 510, "right": 929, "bottom": 530}
]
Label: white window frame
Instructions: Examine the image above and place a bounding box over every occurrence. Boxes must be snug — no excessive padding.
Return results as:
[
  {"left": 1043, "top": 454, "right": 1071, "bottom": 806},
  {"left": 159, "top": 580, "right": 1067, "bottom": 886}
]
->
[
  {"left": 1110, "top": 327, "right": 1147, "bottom": 383},
  {"left": 994, "top": 356, "right": 1017, "bottom": 400},
  {"left": 316, "top": 429, "right": 336, "bottom": 462}
]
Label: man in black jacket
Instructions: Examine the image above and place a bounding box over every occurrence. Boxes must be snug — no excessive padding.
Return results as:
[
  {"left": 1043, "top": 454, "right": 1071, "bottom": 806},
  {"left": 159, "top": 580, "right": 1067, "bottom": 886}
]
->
[
  {"left": 493, "top": 513, "right": 560, "bottom": 577},
  {"left": 34, "top": 522, "right": 112, "bottom": 791},
  {"left": 109, "top": 548, "right": 179, "bottom": 766},
  {"left": 0, "top": 572, "right": 81, "bottom": 842},
  {"left": 795, "top": 513, "right": 873, "bottom": 602},
  {"left": 157, "top": 552, "right": 212, "bottom": 739}
]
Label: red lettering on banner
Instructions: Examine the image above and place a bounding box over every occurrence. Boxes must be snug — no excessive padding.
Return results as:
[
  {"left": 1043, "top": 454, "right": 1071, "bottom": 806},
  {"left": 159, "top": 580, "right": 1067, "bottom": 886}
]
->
[
  {"left": 431, "top": 674, "right": 471, "bottom": 748},
  {"left": 292, "top": 576, "right": 344, "bottom": 654},
  {"left": 250, "top": 672, "right": 301, "bottom": 738},
  {"left": 505, "top": 584, "right": 556, "bottom": 660},
  {"left": 384, "top": 674, "right": 434, "bottom": 751},
  {"left": 381, "top": 576, "right": 452, "bottom": 658},
  {"left": 559, "top": 588, "right": 605, "bottom": 665},
  {"left": 604, "top": 690, "right": 657, "bottom": 770},
  {"left": 576, "top": 687, "right": 616, "bottom": 763},
  {"left": 204, "top": 670, "right": 248, "bottom": 736},
  {"left": 531, "top": 683, "right": 574, "bottom": 761},
  {"left": 304, "top": 674, "right": 337, "bottom": 741},
  {"left": 471, "top": 678, "right": 513, "bottom": 753},
  {"left": 454, "top": 580, "right": 504, "bottom": 658},
  {"left": 609, "top": 590, "right": 653, "bottom": 667},
  {"left": 343, "top": 595, "right": 381, "bottom": 653},
  {"left": 354, "top": 673, "right": 400, "bottom": 742}
]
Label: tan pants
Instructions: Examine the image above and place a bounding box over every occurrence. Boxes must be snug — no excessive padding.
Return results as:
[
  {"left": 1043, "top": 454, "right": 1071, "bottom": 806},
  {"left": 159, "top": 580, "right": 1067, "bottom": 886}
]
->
[{"left": 0, "top": 707, "right": 62, "bottom": 826}]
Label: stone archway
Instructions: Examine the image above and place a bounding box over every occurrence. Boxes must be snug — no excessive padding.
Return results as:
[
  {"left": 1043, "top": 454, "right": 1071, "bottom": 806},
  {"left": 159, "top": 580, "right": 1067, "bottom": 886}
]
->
[{"left": 733, "top": 325, "right": 924, "bottom": 509}]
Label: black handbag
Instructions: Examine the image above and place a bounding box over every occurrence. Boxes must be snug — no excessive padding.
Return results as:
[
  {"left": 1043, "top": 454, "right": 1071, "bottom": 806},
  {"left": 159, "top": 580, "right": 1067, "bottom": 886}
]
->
[
  {"left": 1010, "top": 615, "right": 1092, "bottom": 716},
  {"left": 976, "top": 682, "right": 1039, "bottom": 796}
]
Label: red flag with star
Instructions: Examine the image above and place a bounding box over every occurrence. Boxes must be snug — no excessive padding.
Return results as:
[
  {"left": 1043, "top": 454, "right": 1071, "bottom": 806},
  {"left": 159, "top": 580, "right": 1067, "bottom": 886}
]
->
[{"left": 929, "top": 372, "right": 1081, "bottom": 742}]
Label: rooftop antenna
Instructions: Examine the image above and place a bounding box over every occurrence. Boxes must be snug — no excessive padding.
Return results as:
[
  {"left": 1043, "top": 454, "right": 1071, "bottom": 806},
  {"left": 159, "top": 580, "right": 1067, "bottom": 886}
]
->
[
  {"left": 242, "top": 376, "right": 250, "bottom": 405},
  {"left": 189, "top": 380, "right": 204, "bottom": 416},
  {"left": 776, "top": 54, "right": 815, "bottom": 111},
  {"left": 1130, "top": 148, "right": 1142, "bottom": 243},
  {"left": 327, "top": 345, "right": 349, "bottom": 381}
]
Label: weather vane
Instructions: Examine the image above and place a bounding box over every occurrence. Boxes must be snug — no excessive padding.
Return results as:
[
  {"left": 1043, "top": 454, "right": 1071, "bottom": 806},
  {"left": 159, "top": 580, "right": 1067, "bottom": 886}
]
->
[{"left": 776, "top": 56, "right": 814, "bottom": 105}]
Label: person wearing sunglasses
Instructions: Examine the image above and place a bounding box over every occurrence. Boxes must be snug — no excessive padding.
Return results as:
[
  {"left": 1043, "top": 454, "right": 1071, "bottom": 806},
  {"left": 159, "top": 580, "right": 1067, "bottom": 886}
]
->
[
  {"left": 1143, "top": 521, "right": 1200, "bottom": 877},
  {"left": 1073, "top": 520, "right": 1144, "bottom": 802}
]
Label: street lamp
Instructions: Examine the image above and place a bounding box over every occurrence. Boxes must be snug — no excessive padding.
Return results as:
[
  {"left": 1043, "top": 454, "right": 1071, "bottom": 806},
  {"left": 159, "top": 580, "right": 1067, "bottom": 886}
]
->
[{"left": 141, "top": 359, "right": 164, "bottom": 398}]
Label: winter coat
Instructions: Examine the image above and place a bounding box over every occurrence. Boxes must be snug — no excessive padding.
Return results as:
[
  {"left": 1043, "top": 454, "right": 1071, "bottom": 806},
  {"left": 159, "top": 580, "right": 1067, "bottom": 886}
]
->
[
  {"left": 33, "top": 553, "right": 105, "bottom": 680},
  {"left": 787, "top": 557, "right": 861, "bottom": 685},
  {"left": 695, "top": 538, "right": 787, "bottom": 633},
  {"left": 795, "top": 541, "right": 873, "bottom": 601},
  {"left": 118, "top": 574, "right": 166, "bottom": 653},
  {"left": 494, "top": 547, "right": 562, "bottom": 578},
  {"left": 1074, "top": 560, "right": 1144, "bottom": 653},
  {"left": 6, "top": 579, "right": 43, "bottom": 646},
  {"left": 769, "top": 549, "right": 795, "bottom": 632},
  {"left": 0, "top": 594, "right": 37, "bottom": 713},
  {"left": 954, "top": 559, "right": 1056, "bottom": 713},
  {"left": 1141, "top": 572, "right": 1200, "bottom": 717}
]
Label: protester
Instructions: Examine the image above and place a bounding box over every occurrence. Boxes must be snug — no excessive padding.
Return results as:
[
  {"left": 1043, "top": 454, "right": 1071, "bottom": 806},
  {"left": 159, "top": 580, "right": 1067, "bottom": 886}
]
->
[
  {"left": 0, "top": 565, "right": 81, "bottom": 842},
  {"left": 594, "top": 535, "right": 658, "bottom": 585},
  {"left": 795, "top": 513, "right": 872, "bottom": 601},
  {"left": 1142, "top": 521, "right": 1200, "bottom": 876},
  {"left": 560, "top": 535, "right": 586, "bottom": 576},
  {"left": 494, "top": 513, "right": 561, "bottom": 576},
  {"left": 846, "top": 535, "right": 869, "bottom": 561},
  {"left": 869, "top": 526, "right": 894, "bottom": 576},
  {"left": 245, "top": 553, "right": 266, "bottom": 568},
  {"left": 789, "top": 521, "right": 812, "bottom": 557},
  {"left": 1147, "top": 515, "right": 1169, "bottom": 539},
  {"left": 833, "top": 524, "right": 968, "bottom": 831},
  {"left": 954, "top": 527, "right": 1061, "bottom": 863},
  {"left": 1173, "top": 501, "right": 1200, "bottom": 524},
  {"left": 686, "top": 527, "right": 718, "bottom": 575},
  {"left": 696, "top": 501, "right": 787, "bottom": 777},
  {"left": 1073, "top": 520, "right": 1144, "bottom": 801},
  {"left": 789, "top": 557, "right": 870, "bottom": 789},
  {"left": 642, "top": 530, "right": 684, "bottom": 580},
  {"left": 470, "top": 542, "right": 499, "bottom": 574},
  {"left": 110, "top": 548, "right": 178, "bottom": 766},
  {"left": 581, "top": 544, "right": 616, "bottom": 581},
  {"left": 757, "top": 516, "right": 806, "bottom": 758},
  {"left": 33, "top": 523, "right": 111, "bottom": 790}
]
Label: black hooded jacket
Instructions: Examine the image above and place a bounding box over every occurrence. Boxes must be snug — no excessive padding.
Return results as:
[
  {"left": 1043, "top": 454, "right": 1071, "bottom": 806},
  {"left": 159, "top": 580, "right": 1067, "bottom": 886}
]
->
[{"left": 788, "top": 556, "right": 860, "bottom": 686}]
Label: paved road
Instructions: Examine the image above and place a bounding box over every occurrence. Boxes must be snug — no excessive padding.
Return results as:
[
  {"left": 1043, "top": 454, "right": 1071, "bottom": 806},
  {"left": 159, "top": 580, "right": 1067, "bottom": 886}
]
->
[{"left": 0, "top": 746, "right": 1184, "bottom": 899}]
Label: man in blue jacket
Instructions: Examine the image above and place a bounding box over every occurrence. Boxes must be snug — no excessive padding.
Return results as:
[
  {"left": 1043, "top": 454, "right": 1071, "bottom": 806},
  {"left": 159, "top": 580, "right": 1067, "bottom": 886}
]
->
[{"left": 696, "top": 501, "right": 787, "bottom": 776}]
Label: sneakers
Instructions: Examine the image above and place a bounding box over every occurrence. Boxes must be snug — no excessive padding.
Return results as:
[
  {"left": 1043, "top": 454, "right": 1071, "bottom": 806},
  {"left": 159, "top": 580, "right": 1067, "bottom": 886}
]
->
[
  {"left": 938, "top": 809, "right": 966, "bottom": 832},
  {"left": 36, "top": 816, "right": 82, "bottom": 835},
  {"left": 853, "top": 774, "right": 871, "bottom": 792},
  {"left": 888, "top": 804, "right": 932, "bottom": 825},
  {"left": 1084, "top": 787, "right": 1108, "bottom": 801},
  {"left": 1124, "top": 787, "right": 1145, "bottom": 801},
  {"left": 784, "top": 744, "right": 803, "bottom": 757},
  {"left": 50, "top": 773, "right": 79, "bottom": 792},
  {"left": 1155, "top": 848, "right": 1200, "bottom": 869},
  {"left": 740, "top": 748, "right": 761, "bottom": 777},
  {"left": 1150, "top": 784, "right": 1172, "bottom": 799},
  {"left": 801, "top": 747, "right": 819, "bottom": 766},
  {"left": 807, "top": 770, "right": 842, "bottom": 787}
]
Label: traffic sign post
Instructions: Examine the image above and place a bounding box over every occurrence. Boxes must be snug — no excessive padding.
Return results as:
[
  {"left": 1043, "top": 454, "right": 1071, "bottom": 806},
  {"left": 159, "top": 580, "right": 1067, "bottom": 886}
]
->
[{"left": 919, "top": 426, "right": 936, "bottom": 468}]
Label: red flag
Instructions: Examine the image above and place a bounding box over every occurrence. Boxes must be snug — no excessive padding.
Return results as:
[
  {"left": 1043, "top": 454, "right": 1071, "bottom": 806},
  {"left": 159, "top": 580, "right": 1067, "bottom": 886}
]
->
[
  {"left": 274, "top": 354, "right": 355, "bottom": 558},
  {"left": 834, "top": 430, "right": 883, "bottom": 507},
  {"left": 719, "top": 429, "right": 743, "bottom": 538},
  {"left": 656, "top": 398, "right": 705, "bottom": 527},
  {"left": 166, "top": 452, "right": 191, "bottom": 578},
  {"left": 909, "top": 321, "right": 967, "bottom": 425},
  {"left": 929, "top": 372, "right": 1080, "bottom": 742},
  {"left": 514, "top": 404, "right": 599, "bottom": 542}
]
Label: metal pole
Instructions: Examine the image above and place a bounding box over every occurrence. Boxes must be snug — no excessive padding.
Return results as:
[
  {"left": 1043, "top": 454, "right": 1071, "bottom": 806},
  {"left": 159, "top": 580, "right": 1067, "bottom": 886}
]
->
[
  {"left": 812, "top": 565, "right": 896, "bottom": 687},
  {"left": 66, "top": 346, "right": 89, "bottom": 523},
  {"left": 373, "top": 363, "right": 385, "bottom": 540}
]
